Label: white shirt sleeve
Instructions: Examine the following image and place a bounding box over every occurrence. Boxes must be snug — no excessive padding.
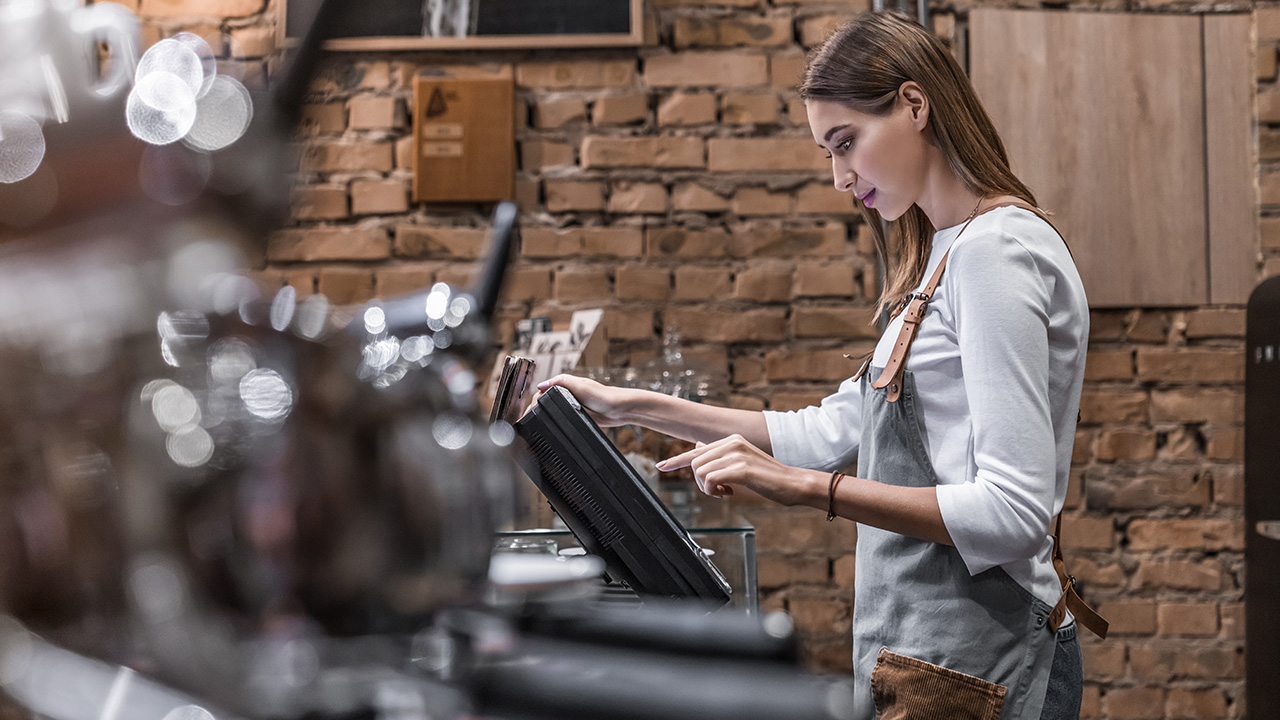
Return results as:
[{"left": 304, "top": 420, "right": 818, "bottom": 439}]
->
[
  {"left": 934, "top": 232, "right": 1058, "bottom": 574},
  {"left": 762, "top": 375, "right": 862, "bottom": 472}
]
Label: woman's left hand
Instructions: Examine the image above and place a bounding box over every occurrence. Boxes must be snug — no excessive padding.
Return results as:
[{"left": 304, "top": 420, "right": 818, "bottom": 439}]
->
[{"left": 657, "top": 434, "right": 811, "bottom": 506}]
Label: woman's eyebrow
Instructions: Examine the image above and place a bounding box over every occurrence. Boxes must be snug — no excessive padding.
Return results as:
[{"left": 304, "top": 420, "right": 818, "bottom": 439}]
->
[{"left": 823, "top": 124, "right": 850, "bottom": 143}]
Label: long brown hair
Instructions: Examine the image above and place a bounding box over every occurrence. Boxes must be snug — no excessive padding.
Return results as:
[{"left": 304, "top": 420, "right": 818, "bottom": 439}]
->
[{"left": 800, "top": 11, "right": 1037, "bottom": 320}]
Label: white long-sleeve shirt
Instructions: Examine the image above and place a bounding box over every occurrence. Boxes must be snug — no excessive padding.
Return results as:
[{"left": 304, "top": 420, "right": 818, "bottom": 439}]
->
[{"left": 763, "top": 206, "right": 1088, "bottom": 607}]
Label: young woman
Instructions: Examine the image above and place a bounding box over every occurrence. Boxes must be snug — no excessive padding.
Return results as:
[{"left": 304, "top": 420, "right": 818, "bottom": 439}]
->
[{"left": 533, "top": 11, "right": 1105, "bottom": 720}]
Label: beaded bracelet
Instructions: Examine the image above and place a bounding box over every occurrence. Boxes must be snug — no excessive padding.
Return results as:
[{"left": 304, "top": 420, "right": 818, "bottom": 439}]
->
[{"left": 826, "top": 470, "right": 846, "bottom": 521}]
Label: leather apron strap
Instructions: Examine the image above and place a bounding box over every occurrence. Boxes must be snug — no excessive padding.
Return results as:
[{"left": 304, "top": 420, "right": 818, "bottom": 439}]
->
[{"left": 852, "top": 199, "right": 1108, "bottom": 639}]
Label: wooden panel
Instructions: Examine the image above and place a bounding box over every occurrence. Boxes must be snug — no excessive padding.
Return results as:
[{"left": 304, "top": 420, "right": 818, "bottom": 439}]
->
[
  {"left": 412, "top": 77, "right": 515, "bottom": 203},
  {"left": 971, "top": 9, "right": 1207, "bottom": 307},
  {"left": 1205, "top": 14, "right": 1258, "bottom": 304}
]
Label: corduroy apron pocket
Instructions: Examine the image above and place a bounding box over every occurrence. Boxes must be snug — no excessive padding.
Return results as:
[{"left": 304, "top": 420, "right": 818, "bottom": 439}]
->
[{"left": 871, "top": 648, "right": 1007, "bottom": 720}]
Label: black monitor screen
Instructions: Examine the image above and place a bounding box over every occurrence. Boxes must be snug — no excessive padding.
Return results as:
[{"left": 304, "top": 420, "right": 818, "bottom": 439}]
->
[{"left": 509, "top": 380, "right": 731, "bottom": 607}]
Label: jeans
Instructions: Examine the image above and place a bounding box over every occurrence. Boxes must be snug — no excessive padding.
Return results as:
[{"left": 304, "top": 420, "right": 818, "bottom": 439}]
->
[{"left": 1040, "top": 623, "right": 1083, "bottom": 720}]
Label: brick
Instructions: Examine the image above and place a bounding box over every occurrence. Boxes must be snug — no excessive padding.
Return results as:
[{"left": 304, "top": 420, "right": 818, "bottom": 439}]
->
[
  {"left": 1087, "top": 467, "right": 1210, "bottom": 509},
  {"left": 395, "top": 226, "right": 486, "bottom": 259},
  {"left": 1204, "top": 425, "right": 1243, "bottom": 461},
  {"left": 1084, "top": 349, "right": 1133, "bottom": 381},
  {"left": 788, "top": 592, "right": 850, "bottom": 633},
  {"left": 1072, "top": 430, "right": 1092, "bottom": 465},
  {"left": 522, "top": 227, "right": 642, "bottom": 258},
  {"left": 1128, "top": 643, "right": 1244, "bottom": 679},
  {"left": 609, "top": 182, "right": 667, "bottom": 214},
  {"left": 226, "top": 25, "right": 274, "bottom": 57},
  {"left": 652, "top": 0, "right": 756, "bottom": 5},
  {"left": 733, "top": 356, "right": 766, "bottom": 385},
  {"left": 671, "top": 182, "right": 730, "bottom": 212},
  {"left": 672, "top": 266, "right": 732, "bottom": 301},
  {"left": 646, "top": 227, "right": 733, "bottom": 258},
  {"left": 665, "top": 307, "right": 787, "bottom": 342},
  {"left": 1184, "top": 308, "right": 1244, "bottom": 339},
  {"left": 139, "top": 0, "right": 262, "bottom": 18},
  {"left": 799, "top": 11, "right": 868, "bottom": 47},
  {"left": 1096, "top": 600, "right": 1157, "bottom": 636},
  {"left": 1081, "top": 685, "right": 1101, "bottom": 720},
  {"left": 282, "top": 269, "right": 314, "bottom": 296},
  {"left": 1089, "top": 310, "right": 1128, "bottom": 341},
  {"left": 1078, "top": 390, "right": 1147, "bottom": 424},
  {"left": 765, "top": 349, "right": 856, "bottom": 382},
  {"left": 1071, "top": 557, "right": 1125, "bottom": 588},
  {"left": 592, "top": 92, "right": 649, "bottom": 125},
  {"left": 794, "top": 260, "right": 856, "bottom": 297},
  {"left": 768, "top": 390, "right": 828, "bottom": 412},
  {"left": 729, "top": 394, "right": 766, "bottom": 412},
  {"left": 517, "top": 60, "right": 635, "bottom": 88},
  {"left": 1127, "top": 518, "right": 1244, "bottom": 551},
  {"left": 1061, "top": 516, "right": 1113, "bottom": 550},
  {"left": 348, "top": 96, "right": 403, "bottom": 130},
  {"left": 316, "top": 268, "right": 374, "bottom": 304},
  {"left": 1149, "top": 389, "right": 1243, "bottom": 423},
  {"left": 354, "top": 62, "right": 392, "bottom": 90},
  {"left": 732, "top": 187, "right": 790, "bottom": 216},
  {"left": 1166, "top": 688, "right": 1227, "bottom": 719},
  {"left": 290, "top": 185, "right": 348, "bottom": 220},
  {"left": 796, "top": 182, "right": 856, "bottom": 214},
  {"left": 1136, "top": 348, "right": 1244, "bottom": 384},
  {"left": 615, "top": 265, "right": 669, "bottom": 301},
  {"left": 708, "top": 137, "right": 828, "bottom": 172},
  {"left": 734, "top": 265, "right": 793, "bottom": 302},
  {"left": 833, "top": 553, "right": 855, "bottom": 585},
  {"left": 515, "top": 177, "right": 540, "bottom": 210},
  {"left": 673, "top": 15, "right": 794, "bottom": 48},
  {"left": 376, "top": 265, "right": 435, "bottom": 298},
  {"left": 520, "top": 140, "right": 574, "bottom": 172},
  {"left": 793, "top": 306, "right": 879, "bottom": 339},
  {"left": 1263, "top": 128, "right": 1280, "bottom": 160},
  {"left": 604, "top": 307, "right": 654, "bottom": 340},
  {"left": 394, "top": 136, "right": 413, "bottom": 170},
  {"left": 758, "top": 553, "right": 829, "bottom": 589},
  {"left": 787, "top": 97, "right": 808, "bottom": 125},
  {"left": 299, "top": 142, "right": 393, "bottom": 173},
  {"left": 269, "top": 226, "right": 389, "bottom": 262},
  {"left": 533, "top": 97, "right": 587, "bottom": 128},
  {"left": 350, "top": 178, "right": 408, "bottom": 215},
  {"left": 644, "top": 51, "right": 769, "bottom": 88},
  {"left": 1094, "top": 430, "right": 1156, "bottom": 462},
  {"left": 1261, "top": 8, "right": 1280, "bottom": 41},
  {"left": 500, "top": 267, "right": 553, "bottom": 303},
  {"left": 1103, "top": 686, "right": 1164, "bottom": 719},
  {"left": 1157, "top": 603, "right": 1218, "bottom": 637},
  {"left": 657, "top": 92, "right": 718, "bottom": 126},
  {"left": 1132, "top": 557, "right": 1223, "bottom": 591},
  {"left": 544, "top": 180, "right": 605, "bottom": 212},
  {"left": 722, "top": 91, "right": 779, "bottom": 124},
  {"left": 770, "top": 50, "right": 807, "bottom": 88},
  {"left": 1127, "top": 311, "right": 1170, "bottom": 343},
  {"left": 581, "top": 136, "right": 705, "bottom": 169},
  {"left": 1157, "top": 426, "right": 1200, "bottom": 462},
  {"left": 728, "top": 223, "right": 846, "bottom": 257},
  {"left": 299, "top": 103, "right": 346, "bottom": 136},
  {"left": 1082, "top": 642, "right": 1125, "bottom": 680},
  {"left": 1220, "top": 602, "right": 1244, "bottom": 639},
  {"left": 1265, "top": 217, "right": 1280, "bottom": 250},
  {"left": 553, "top": 268, "right": 610, "bottom": 302},
  {"left": 1211, "top": 464, "right": 1243, "bottom": 506},
  {"left": 1262, "top": 90, "right": 1280, "bottom": 124},
  {"left": 1263, "top": 171, "right": 1280, "bottom": 206}
]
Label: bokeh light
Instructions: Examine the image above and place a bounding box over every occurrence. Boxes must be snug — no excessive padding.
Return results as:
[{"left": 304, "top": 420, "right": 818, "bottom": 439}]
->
[
  {"left": 168, "top": 32, "right": 217, "bottom": 98},
  {"left": 183, "top": 76, "right": 252, "bottom": 152},
  {"left": 0, "top": 111, "right": 46, "bottom": 184},
  {"left": 239, "top": 368, "right": 293, "bottom": 422},
  {"left": 136, "top": 39, "right": 204, "bottom": 98},
  {"left": 126, "top": 71, "right": 197, "bottom": 145},
  {"left": 139, "top": 143, "right": 212, "bottom": 206}
]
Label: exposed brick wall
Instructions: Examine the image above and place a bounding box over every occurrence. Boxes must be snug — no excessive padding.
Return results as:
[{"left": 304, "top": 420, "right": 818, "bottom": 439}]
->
[{"left": 120, "top": 1, "right": 1264, "bottom": 717}]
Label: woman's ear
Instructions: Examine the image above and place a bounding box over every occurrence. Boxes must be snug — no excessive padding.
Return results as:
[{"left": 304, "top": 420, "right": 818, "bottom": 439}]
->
[{"left": 899, "top": 81, "right": 929, "bottom": 131}]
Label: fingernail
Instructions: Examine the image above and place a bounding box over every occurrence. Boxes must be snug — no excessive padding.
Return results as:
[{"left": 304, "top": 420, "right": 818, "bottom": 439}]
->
[
  {"left": 536, "top": 381, "right": 549, "bottom": 390},
  {"left": 656, "top": 460, "right": 669, "bottom": 471}
]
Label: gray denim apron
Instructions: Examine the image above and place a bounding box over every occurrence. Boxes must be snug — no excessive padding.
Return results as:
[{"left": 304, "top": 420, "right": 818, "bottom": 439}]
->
[{"left": 850, "top": 367, "right": 1056, "bottom": 720}]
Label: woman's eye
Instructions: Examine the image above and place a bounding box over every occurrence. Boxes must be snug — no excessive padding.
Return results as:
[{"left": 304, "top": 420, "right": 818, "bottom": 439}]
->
[{"left": 837, "top": 138, "right": 853, "bottom": 151}]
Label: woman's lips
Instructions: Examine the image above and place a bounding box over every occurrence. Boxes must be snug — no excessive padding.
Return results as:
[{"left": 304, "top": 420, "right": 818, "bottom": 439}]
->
[{"left": 859, "top": 189, "right": 876, "bottom": 208}]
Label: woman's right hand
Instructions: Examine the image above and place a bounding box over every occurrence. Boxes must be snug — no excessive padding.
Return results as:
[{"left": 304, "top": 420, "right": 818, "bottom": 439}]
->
[{"left": 526, "top": 374, "right": 633, "bottom": 428}]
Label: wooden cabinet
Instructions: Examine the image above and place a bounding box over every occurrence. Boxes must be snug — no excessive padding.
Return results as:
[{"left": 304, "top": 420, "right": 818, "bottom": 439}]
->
[{"left": 970, "top": 9, "right": 1255, "bottom": 306}]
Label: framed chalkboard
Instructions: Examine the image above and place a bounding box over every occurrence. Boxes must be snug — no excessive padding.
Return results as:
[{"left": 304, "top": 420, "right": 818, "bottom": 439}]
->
[{"left": 281, "top": 0, "right": 643, "bottom": 51}]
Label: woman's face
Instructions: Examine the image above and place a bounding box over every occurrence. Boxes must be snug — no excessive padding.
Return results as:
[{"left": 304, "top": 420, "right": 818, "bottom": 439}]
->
[{"left": 806, "top": 92, "right": 930, "bottom": 222}]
